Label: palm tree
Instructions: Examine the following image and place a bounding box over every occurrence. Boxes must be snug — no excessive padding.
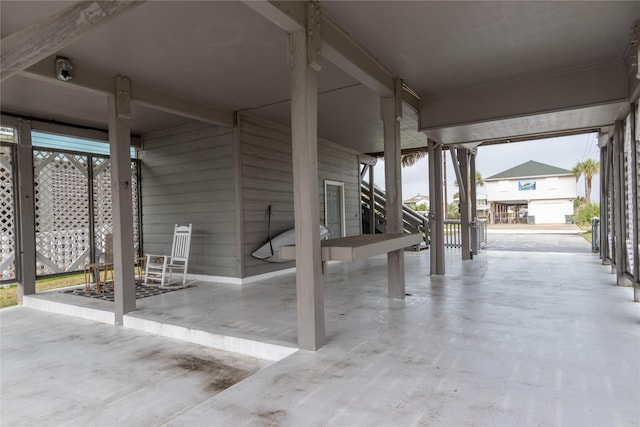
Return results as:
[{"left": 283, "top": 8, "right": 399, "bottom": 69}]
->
[
  {"left": 454, "top": 171, "right": 485, "bottom": 188},
  {"left": 572, "top": 159, "right": 600, "bottom": 202},
  {"left": 401, "top": 151, "right": 428, "bottom": 167}
]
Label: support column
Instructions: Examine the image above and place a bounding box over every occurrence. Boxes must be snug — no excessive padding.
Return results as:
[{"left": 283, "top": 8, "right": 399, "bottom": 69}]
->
[
  {"left": 630, "top": 105, "right": 640, "bottom": 302},
  {"left": 457, "top": 148, "right": 471, "bottom": 260},
  {"left": 428, "top": 140, "right": 445, "bottom": 275},
  {"left": 599, "top": 134, "right": 609, "bottom": 263},
  {"left": 108, "top": 76, "right": 136, "bottom": 324},
  {"left": 381, "top": 78, "right": 405, "bottom": 300},
  {"left": 16, "top": 119, "right": 36, "bottom": 302},
  {"left": 442, "top": 155, "right": 448, "bottom": 219},
  {"left": 289, "top": 9, "right": 325, "bottom": 350},
  {"left": 232, "top": 117, "right": 246, "bottom": 278},
  {"left": 603, "top": 131, "right": 616, "bottom": 265},
  {"left": 368, "top": 165, "right": 375, "bottom": 234},
  {"left": 612, "top": 121, "right": 626, "bottom": 284},
  {"left": 470, "top": 149, "right": 478, "bottom": 256}
]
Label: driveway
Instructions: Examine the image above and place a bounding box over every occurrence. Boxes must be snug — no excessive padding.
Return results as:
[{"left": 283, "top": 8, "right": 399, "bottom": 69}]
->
[{"left": 484, "top": 232, "right": 592, "bottom": 253}]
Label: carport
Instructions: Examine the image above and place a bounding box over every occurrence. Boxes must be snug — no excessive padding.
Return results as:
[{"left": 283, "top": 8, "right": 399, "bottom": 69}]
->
[{"left": 1, "top": 1, "right": 639, "bottom": 353}]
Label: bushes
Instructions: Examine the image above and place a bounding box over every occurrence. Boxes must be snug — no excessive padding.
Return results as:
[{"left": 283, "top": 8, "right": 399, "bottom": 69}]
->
[
  {"left": 447, "top": 203, "right": 461, "bottom": 219},
  {"left": 574, "top": 202, "right": 600, "bottom": 227}
]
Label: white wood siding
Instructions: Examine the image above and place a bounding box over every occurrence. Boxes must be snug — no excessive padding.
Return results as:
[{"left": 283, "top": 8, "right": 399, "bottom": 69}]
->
[
  {"left": 486, "top": 175, "right": 577, "bottom": 202},
  {"left": 139, "top": 122, "right": 237, "bottom": 277}
]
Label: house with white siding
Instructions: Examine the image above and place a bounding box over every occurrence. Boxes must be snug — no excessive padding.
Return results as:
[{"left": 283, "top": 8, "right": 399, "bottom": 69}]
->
[
  {"left": 485, "top": 161, "right": 577, "bottom": 224},
  {"left": 402, "top": 194, "right": 429, "bottom": 210}
]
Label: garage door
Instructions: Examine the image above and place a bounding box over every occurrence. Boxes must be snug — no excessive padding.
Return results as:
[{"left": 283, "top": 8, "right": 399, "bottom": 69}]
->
[{"left": 533, "top": 202, "right": 564, "bottom": 224}]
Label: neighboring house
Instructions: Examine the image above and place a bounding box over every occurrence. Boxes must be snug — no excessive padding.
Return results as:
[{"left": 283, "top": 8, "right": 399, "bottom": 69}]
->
[
  {"left": 451, "top": 192, "right": 489, "bottom": 219},
  {"left": 476, "top": 193, "right": 489, "bottom": 219},
  {"left": 403, "top": 194, "right": 429, "bottom": 210},
  {"left": 485, "top": 160, "right": 577, "bottom": 224}
]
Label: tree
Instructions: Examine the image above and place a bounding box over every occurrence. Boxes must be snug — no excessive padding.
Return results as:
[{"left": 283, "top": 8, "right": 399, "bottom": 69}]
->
[
  {"left": 447, "top": 202, "right": 461, "bottom": 219},
  {"left": 572, "top": 159, "right": 600, "bottom": 202},
  {"left": 454, "top": 171, "right": 485, "bottom": 188},
  {"left": 401, "top": 151, "right": 427, "bottom": 167}
]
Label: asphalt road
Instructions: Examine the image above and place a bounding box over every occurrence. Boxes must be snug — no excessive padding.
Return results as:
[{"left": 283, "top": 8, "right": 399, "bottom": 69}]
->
[{"left": 483, "top": 232, "right": 593, "bottom": 253}]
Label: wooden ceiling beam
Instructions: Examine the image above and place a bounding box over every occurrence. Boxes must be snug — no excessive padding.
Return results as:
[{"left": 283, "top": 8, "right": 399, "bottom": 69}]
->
[{"left": 1, "top": 1, "right": 145, "bottom": 82}]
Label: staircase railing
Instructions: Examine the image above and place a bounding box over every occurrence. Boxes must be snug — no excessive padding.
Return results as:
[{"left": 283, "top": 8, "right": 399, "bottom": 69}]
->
[{"left": 361, "top": 182, "right": 429, "bottom": 250}]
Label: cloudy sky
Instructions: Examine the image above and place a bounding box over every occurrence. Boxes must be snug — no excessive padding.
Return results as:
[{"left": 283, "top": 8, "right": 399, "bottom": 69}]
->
[{"left": 370, "top": 132, "right": 601, "bottom": 203}]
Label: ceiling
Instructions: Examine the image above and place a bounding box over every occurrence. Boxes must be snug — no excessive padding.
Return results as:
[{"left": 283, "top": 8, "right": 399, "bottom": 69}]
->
[
  {"left": 321, "top": 1, "right": 637, "bottom": 95},
  {"left": 1, "top": 1, "right": 638, "bottom": 153}
]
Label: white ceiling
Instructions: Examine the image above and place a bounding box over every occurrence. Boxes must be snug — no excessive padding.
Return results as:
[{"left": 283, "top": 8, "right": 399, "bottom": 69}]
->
[
  {"left": 1, "top": 1, "right": 638, "bottom": 153},
  {"left": 321, "top": 1, "right": 638, "bottom": 95}
]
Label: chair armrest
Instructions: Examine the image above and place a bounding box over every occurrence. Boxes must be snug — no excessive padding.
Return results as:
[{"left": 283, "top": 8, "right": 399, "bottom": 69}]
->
[{"left": 145, "top": 254, "right": 169, "bottom": 263}]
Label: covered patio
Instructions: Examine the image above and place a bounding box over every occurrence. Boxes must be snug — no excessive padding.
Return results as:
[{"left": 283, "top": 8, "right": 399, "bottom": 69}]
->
[
  {"left": 2, "top": 0, "right": 639, "bottom": 358},
  {"left": 3, "top": 239, "right": 639, "bottom": 425}
]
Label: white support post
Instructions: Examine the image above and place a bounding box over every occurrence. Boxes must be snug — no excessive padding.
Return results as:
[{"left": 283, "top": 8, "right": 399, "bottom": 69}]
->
[
  {"left": 108, "top": 76, "right": 136, "bottom": 324},
  {"left": 612, "top": 121, "right": 626, "bottom": 284},
  {"left": 607, "top": 134, "right": 615, "bottom": 266},
  {"left": 470, "top": 150, "right": 478, "bottom": 256},
  {"left": 16, "top": 119, "right": 36, "bottom": 301},
  {"left": 1, "top": 1, "right": 144, "bottom": 82},
  {"left": 428, "top": 140, "right": 445, "bottom": 275},
  {"left": 449, "top": 148, "right": 466, "bottom": 202},
  {"left": 381, "top": 79, "right": 405, "bottom": 300},
  {"left": 232, "top": 117, "right": 246, "bottom": 278},
  {"left": 599, "top": 135, "right": 609, "bottom": 263},
  {"left": 630, "top": 105, "right": 640, "bottom": 302},
  {"left": 369, "top": 165, "right": 375, "bottom": 234},
  {"left": 289, "top": 5, "right": 325, "bottom": 351},
  {"left": 457, "top": 148, "right": 471, "bottom": 260}
]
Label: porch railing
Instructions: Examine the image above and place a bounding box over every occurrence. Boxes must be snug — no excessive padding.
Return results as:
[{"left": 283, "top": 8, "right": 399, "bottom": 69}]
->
[
  {"left": 361, "top": 183, "right": 487, "bottom": 251},
  {"left": 477, "top": 219, "right": 488, "bottom": 248},
  {"left": 444, "top": 220, "right": 462, "bottom": 248}
]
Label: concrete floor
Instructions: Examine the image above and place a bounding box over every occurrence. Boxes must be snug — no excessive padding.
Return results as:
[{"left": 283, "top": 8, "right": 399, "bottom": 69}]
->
[
  {"left": 2, "top": 234, "right": 639, "bottom": 426},
  {"left": 0, "top": 307, "right": 269, "bottom": 426}
]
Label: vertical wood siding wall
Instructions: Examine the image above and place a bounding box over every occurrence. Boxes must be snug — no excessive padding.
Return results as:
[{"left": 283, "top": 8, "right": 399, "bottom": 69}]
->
[
  {"left": 139, "top": 122, "right": 238, "bottom": 277},
  {"left": 140, "top": 117, "right": 361, "bottom": 279}
]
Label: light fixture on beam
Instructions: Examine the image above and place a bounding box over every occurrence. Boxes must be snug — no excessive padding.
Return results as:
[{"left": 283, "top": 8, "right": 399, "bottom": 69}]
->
[{"left": 55, "top": 56, "right": 72, "bottom": 81}]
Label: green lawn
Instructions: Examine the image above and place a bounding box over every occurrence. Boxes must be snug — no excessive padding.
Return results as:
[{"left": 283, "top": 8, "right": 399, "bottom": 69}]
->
[{"left": 0, "top": 273, "right": 86, "bottom": 309}]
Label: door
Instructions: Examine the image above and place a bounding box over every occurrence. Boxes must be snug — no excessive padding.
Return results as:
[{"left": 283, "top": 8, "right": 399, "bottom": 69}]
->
[{"left": 324, "top": 180, "right": 345, "bottom": 238}]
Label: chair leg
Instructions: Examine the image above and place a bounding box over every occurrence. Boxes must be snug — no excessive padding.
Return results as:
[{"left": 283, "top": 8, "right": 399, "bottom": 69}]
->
[
  {"left": 160, "top": 257, "right": 168, "bottom": 288},
  {"left": 143, "top": 255, "right": 151, "bottom": 286}
]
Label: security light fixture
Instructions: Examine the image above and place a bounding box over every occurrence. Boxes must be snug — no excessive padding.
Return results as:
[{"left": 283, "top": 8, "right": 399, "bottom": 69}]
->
[{"left": 55, "top": 57, "right": 73, "bottom": 81}]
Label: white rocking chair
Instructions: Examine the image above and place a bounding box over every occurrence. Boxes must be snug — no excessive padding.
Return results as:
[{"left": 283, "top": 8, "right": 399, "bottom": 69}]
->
[{"left": 143, "top": 224, "right": 192, "bottom": 288}]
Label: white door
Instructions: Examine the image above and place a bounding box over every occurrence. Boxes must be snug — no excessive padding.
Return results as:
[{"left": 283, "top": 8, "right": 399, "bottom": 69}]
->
[{"left": 324, "top": 180, "right": 345, "bottom": 238}]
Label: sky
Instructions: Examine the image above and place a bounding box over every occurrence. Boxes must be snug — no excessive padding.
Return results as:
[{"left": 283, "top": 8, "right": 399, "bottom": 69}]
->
[{"left": 369, "top": 132, "right": 601, "bottom": 203}]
